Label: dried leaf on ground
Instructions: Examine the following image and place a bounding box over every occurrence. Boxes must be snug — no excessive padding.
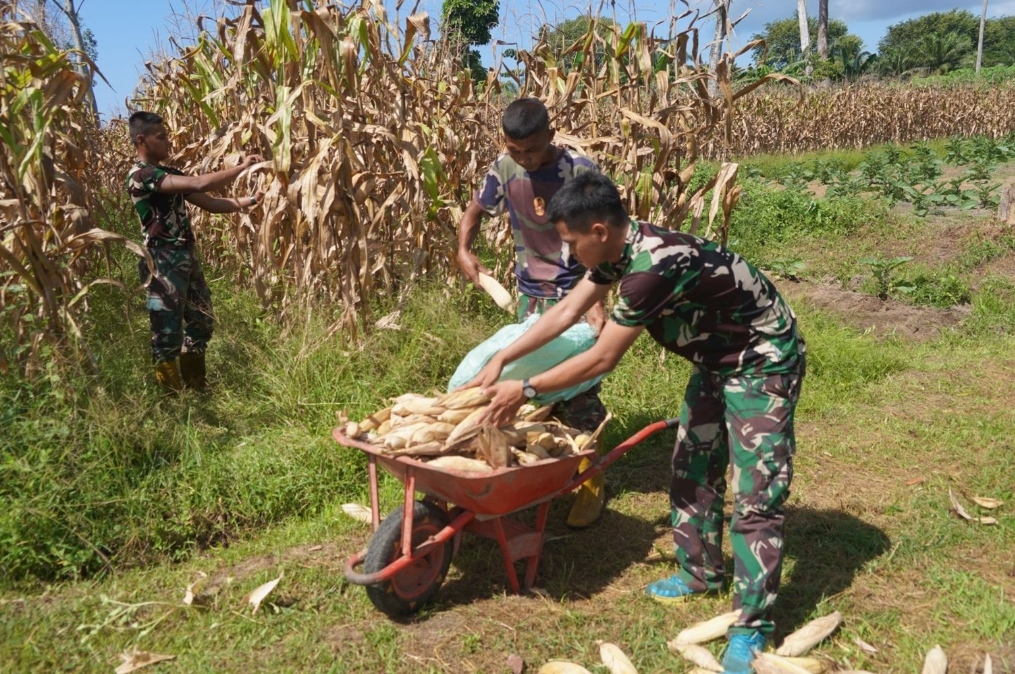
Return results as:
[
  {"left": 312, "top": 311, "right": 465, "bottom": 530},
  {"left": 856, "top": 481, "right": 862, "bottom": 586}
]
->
[
  {"left": 182, "top": 571, "right": 208, "bottom": 606},
  {"left": 508, "top": 653, "right": 525, "bottom": 674},
  {"left": 114, "top": 650, "right": 175, "bottom": 674},
  {"left": 949, "top": 490, "right": 998, "bottom": 525},
  {"left": 243, "top": 573, "right": 282, "bottom": 613},
  {"left": 341, "top": 503, "right": 373, "bottom": 525},
  {"left": 853, "top": 637, "right": 879, "bottom": 655},
  {"left": 970, "top": 496, "right": 1003, "bottom": 509}
]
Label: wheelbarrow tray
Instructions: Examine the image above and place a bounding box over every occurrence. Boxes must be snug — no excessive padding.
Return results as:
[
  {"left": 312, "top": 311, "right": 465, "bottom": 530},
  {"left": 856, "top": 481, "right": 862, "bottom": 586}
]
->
[{"left": 333, "top": 428, "right": 595, "bottom": 518}]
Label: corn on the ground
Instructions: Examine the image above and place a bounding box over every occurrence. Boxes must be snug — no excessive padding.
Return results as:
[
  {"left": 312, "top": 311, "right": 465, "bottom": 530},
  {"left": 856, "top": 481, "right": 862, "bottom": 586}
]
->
[
  {"left": 921, "top": 645, "right": 947, "bottom": 674},
  {"left": 775, "top": 611, "right": 843, "bottom": 657},
  {"left": 598, "top": 641, "right": 639, "bottom": 674}
]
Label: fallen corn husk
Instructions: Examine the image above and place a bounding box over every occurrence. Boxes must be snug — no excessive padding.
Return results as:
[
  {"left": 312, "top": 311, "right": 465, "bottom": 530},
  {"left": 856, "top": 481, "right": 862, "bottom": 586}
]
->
[
  {"left": 671, "top": 644, "right": 722, "bottom": 672},
  {"left": 671, "top": 610, "right": 742, "bottom": 647},
  {"left": 985, "top": 654, "right": 993, "bottom": 674},
  {"left": 478, "top": 272, "right": 516, "bottom": 313},
  {"left": 921, "top": 645, "right": 947, "bottom": 674},
  {"left": 358, "top": 407, "right": 391, "bottom": 432},
  {"left": 783, "top": 656, "right": 829, "bottom": 674},
  {"left": 753, "top": 652, "right": 821, "bottom": 674},
  {"left": 475, "top": 425, "right": 512, "bottom": 469},
  {"left": 970, "top": 496, "right": 1003, "bottom": 509},
  {"left": 444, "top": 405, "right": 490, "bottom": 447},
  {"left": 775, "top": 611, "right": 843, "bottom": 657},
  {"left": 537, "top": 662, "right": 594, "bottom": 674},
  {"left": 949, "top": 490, "right": 999, "bottom": 525},
  {"left": 427, "top": 455, "right": 495, "bottom": 473},
  {"left": 598, "top": 641, "right": 638, "bottom": 674}
]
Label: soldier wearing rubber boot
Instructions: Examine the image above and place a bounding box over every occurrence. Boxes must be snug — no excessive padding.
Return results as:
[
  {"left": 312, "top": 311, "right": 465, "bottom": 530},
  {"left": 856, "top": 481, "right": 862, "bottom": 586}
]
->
[
  {"left": 126, "top": 111, "right": 263, "bottom": 392},
  {"left": 468, "top": 173, "right": 806, "bottom": 674},
  {"left": 457, "top": 98, "right": 610, "bottom": 527}
]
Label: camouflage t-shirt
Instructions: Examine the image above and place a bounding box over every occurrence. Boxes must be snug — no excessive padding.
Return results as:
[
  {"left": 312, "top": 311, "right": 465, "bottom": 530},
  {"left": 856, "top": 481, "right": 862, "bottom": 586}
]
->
[
  {"left": 474, "top": 147, "right": 598, "bottom": 299},
  {"left": 125, "top": 161, "right": 193, "bottom": 247},
  {"left": 588, "top": 220, "right": 803, "bottom": 376}
]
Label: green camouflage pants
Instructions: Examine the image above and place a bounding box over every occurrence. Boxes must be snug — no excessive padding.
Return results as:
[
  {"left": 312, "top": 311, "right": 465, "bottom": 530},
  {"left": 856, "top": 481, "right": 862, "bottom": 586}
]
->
[
  {"left": 518, "top": 294, "right": 607, "bottom": 432},
  {"left": 669, "top": 357, "right": 805, "bottom": 636},
  {"left": 145, "top": 244, "right": 213, "bottom": 363}
]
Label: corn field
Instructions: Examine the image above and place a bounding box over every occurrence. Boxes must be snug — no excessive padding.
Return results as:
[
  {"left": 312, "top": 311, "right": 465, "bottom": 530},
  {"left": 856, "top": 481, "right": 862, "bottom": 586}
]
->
[
  {"left": 711, "top": 80, "right": 1015, "bottom": 157},
  {"left": 5, "top": 0, "right": 1014, "bottom": 378}
]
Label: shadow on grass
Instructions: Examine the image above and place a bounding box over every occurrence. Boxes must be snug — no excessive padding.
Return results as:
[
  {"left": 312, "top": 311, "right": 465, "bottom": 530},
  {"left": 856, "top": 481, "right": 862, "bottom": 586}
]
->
[
  {"left": 775, "top": 505, "right": 891, "bottom": 639},
  {"left": 423, "top": 502, "right": 657, "bottom": 614}
]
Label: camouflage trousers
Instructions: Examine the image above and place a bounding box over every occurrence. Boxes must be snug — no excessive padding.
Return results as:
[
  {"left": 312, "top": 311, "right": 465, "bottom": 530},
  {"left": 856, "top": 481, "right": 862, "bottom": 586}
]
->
[
  {"left": 518, "top": 293, "right": 608, "bottom": 433},
  {"left": 669, "top": 357, "right": 805, "bottom": 636},
  {"left": 144, "top": 244, "right": 214, "bottom": 363}
]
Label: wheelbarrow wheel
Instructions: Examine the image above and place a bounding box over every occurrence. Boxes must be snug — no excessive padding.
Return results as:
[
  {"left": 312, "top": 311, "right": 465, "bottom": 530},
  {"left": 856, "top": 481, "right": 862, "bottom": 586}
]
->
[{"left": 364, "top": 500, "right": 453, "bottom": 618}]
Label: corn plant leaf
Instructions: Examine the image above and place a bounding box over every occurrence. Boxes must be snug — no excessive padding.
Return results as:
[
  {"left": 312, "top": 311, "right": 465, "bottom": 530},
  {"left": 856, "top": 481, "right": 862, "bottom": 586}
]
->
[
  {"left": 114, "top": 650, "right": 176, "bottom": 674},
  {"left": 243, "top": 573, "right": 282, "bottom": 613}
]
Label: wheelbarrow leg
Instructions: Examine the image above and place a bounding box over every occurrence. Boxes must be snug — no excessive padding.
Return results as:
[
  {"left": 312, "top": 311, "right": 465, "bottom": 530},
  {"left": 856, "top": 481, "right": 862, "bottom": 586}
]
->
[
  {"left": 525, "top": 502, "right": 551, "bottom": 589},
  {"left": 478, "top": 501, "right": 552, "bottom": 593}
]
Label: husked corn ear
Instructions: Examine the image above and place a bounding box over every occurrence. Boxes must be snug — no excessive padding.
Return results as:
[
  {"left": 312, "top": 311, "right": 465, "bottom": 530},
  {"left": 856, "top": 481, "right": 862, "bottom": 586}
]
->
[
  {"left": 437, "top": 407, "right": 476, "bottom": 424},
  {"left": 444, "top": 405, "right": 489, "bottom": 446},
  {"left": 753, "top": 653, "right": 818, "bottom": 674},
  {"left": 477, "top": 272, "right": 516, "bottom": 313},
  {"left": 344, "top": 421, "right": 361, "bottom": 439},
  {"left": 388, "top": 440, "right": 445, "bottom": 456},
  {"left": 537, "top": 662, "right": 594, "bottom": 674},
  {"left": 410, "top": 422, "right": 456, "bottom": 445},
  {"left": 379, "top": 422, "right": 429, "bottom": 449},
  {"left": 686, "top": 669, "right": 721, "bottom": 674},
  {"left": 512, "top": 449, "right": 540, "bottom": 465},
  {"left": 524, "top": 403, "right": 555, "bottom": 421},
  {"left": 436, "top": 386, "right": 491, "bottom": 410},
  {"left": 391, "top": 394, "right": 445, "bottom": 416},
  {"left": 921, "top": 645, "right": 947, "bottom": 674},
  {"left": 375, "top": 419, "right": 392, "bottom": 435},
  {"left": 574, "top": 433, "right": 592, "bottom": 449},
  {"left": 775, "top": 612, "right": 842, "bottom": 657},
  {"left": 427, "top": 455, "right": 495, "bottom": 473},
  {"left": 671, "top": 610, "right": 742, "bottom": 647},
  {"left": 671, "top": 644, "right": 722, "bottom": 672},
  {"left": 598, "top": 641, "right": 638, "bottom": 674},
  {"left": 525, "top": 443, "right": 552, "bottom": 459},
  {"left": 358, "top": 406, "right": 392, "bottom": 432}
]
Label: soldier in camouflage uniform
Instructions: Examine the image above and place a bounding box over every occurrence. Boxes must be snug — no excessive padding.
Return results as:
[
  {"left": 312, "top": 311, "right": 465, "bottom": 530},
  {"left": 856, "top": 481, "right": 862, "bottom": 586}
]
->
[
  {"left": 126, "top": 111, "right": 263, "bottom": 392},
  {"left": 457, "top": 98, "right": 609, "bottom": 527},
  {"left": 468, "top": 172, "right": 805, "bottom": 674}
]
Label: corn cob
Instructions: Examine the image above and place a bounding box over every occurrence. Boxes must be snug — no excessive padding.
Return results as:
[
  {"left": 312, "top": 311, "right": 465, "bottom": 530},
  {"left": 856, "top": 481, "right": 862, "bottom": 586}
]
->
[
  {"left": 358, "top": 406, "right": 391, "bottom": 432},
  {"left": 435, "top": 386, "right": 491, "bottom": 410},
  {"left": 410, "top": 422, "right": 456, "bottom": 445},
  {"left": 598, "top": 641, "right": 638, "bottom": 674},
  {"left": 921, "top": 645, "right": 947, "bottom": 674},
  {"left": 477, "top": 272, "right": 516, "bottom": 313},
  {"left": 437, "top": 407, "right": 476, "bottom": 424},
  {"left": 537, "top": 663, "right": 594, "bottom": 674},
  {"left": 512, "top": 449, "right": 540, "bottom": 466},
  {"left": 671, "top": 644, "right": 722, "bottom": 672},
  {"left": 391, "top": 394, "right": 445, "bottom": 416},
  {"left": 775, "top": 612, "right": 842, "bottom": 657},
  {"left": 387, "top": 440, "right": 445, "bottom": 457},
  {"left": 475, "top": 425, "right": 512, "bottom": 469},
  {"left": 671, "top": 610, "right": 742, "bottom": 647},
  {"left": 427, "top": 455, "right": 495, "bottom": 473},
  {"left": 753, "top": 653, "right": 820, "bottom": 674},
  {"left": 443, "top": 405, "right": 489, "bottom": 447}
]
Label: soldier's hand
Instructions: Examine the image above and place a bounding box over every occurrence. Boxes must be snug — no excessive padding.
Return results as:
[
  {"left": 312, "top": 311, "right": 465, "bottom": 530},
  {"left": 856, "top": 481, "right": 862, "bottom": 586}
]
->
[
  {"left": 457, "top": 249, "right": 489, "bottom": 285},
  {"left": 240, "top": 154, "right": 264, "bottom": 168}
]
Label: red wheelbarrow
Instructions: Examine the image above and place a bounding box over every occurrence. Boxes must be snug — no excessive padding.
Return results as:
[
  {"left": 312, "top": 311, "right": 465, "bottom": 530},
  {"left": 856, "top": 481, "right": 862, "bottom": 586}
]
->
[{"left": 334, "top": 418, "right": 679, "bottom": 618}]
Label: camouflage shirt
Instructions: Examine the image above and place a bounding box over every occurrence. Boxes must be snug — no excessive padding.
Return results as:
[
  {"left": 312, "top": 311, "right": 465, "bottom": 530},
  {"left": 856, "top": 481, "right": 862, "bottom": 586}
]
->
[
  {"left": 125, "top": 161, "right": 193, "bottom": 247},
  {"left": 588, "top": 220, "right": 803, "bottom": 376},
  {"left": 474, "top": 147, "right": 598, "bottom": 299}
]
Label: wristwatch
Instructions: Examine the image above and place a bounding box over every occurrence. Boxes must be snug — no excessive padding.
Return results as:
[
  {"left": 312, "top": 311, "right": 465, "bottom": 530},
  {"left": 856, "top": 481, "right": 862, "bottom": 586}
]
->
[{"left": 521, "top": 378, "right": 538, "bottom": 400}]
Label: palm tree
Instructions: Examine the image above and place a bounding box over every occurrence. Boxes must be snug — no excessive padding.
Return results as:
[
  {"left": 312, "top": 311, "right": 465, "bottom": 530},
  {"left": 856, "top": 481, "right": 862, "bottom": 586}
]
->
[
  {"left": 796, "top": 0, "right": 810, "bottom": 57},
  {"left": 915, "top": 32, "right": 972, "bottom": 74}
]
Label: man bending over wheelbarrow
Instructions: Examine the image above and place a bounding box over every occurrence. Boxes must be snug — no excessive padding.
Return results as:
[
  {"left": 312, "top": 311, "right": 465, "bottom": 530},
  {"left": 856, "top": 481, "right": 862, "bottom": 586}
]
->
[{"left": 466, "top": 171, "right": 806, "bottom": 674}]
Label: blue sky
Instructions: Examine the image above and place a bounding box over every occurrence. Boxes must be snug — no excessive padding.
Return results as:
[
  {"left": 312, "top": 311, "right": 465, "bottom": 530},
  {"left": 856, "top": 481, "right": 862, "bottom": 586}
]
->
[{"left": 57, "top": 0, "right": 1015, "bottom": 121}]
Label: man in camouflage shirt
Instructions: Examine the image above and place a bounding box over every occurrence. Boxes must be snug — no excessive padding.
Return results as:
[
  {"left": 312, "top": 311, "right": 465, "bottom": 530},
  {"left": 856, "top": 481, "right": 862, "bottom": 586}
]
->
[
  {"left": 126, "top": 111, "right": 262, "bottom": 391},
  {"left": 470, "top": 172, "right": 805, "bottom": 674},
  {"left": 457, "top": 98, "right": 609, "bottom": 527}
]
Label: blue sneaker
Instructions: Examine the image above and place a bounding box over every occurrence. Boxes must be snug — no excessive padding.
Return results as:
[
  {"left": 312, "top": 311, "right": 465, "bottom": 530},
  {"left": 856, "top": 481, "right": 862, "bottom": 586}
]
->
[
  {"left": 645, "top": 575, "right": 701, "bottom": 604},
  {"left": 721, "top": 632, "right": 766, "bottom": 674}
]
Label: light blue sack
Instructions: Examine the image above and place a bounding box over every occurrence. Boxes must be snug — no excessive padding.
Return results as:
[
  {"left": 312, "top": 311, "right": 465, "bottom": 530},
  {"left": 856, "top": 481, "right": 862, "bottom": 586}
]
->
[{"left": 447, "top": 313, "right": 604, "bottom": 405}]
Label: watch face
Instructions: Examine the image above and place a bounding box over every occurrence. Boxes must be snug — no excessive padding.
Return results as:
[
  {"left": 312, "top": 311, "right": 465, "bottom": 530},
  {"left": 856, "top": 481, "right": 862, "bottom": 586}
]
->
[{"left": 523, "top": 385, "right": 537, "bottom": 398}]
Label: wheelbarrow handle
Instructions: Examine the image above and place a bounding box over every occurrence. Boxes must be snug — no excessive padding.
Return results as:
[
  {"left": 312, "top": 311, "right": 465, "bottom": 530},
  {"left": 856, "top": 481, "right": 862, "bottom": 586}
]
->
[{"left": 562, "top": 417, "right": 680, "bottom": 493}]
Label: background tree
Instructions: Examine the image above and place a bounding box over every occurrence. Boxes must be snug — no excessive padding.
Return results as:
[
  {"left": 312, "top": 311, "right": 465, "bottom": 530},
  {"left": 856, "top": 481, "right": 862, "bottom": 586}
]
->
[
  {"left": 441, "top": 0, "right": 499, "bottom": 82},
  {"left": 877, "top": 10, "right": 976, "bottom": 73},
  {"left": 751, "top": 15, "right": 856, "bottom": 70},
  {"left": 817, "top": 0, "right": 828, "bottom": 59},
  {"left": 537, "top": 15, "right": 618, "bottom": 74},
  {"left": 915, "top": 32, "right": 973, "bottom": 74},
  {"left": 796, "top": 0, "right": 809, "bottom": 59}
]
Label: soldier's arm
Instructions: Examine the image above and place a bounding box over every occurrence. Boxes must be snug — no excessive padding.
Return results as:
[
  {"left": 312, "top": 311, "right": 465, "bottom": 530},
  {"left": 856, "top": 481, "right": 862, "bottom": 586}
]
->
[
  {"left": 457, "top": 200, "right": 491, "bottom": 284},
  {"left": 185, "top": 190, "right": 264, "bottom": 214},
  {"left": 158, "top": 155, "right": 263, "bottom": 194}
]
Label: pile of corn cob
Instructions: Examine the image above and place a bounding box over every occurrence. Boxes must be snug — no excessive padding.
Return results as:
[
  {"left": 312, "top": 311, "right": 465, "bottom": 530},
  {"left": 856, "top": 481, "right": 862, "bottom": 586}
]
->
[{"left": 340, "top": 386, "right": 600, "bottom": 472}]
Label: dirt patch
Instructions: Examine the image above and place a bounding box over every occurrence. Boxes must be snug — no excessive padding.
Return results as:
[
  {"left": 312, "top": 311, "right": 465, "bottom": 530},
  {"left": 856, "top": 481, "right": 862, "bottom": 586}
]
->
[
  {"left": 203, "top": 542, "right": 344, "bottom": 595},
  {"left": 782, "top": 280, "right": 970, "bottom": 341}
]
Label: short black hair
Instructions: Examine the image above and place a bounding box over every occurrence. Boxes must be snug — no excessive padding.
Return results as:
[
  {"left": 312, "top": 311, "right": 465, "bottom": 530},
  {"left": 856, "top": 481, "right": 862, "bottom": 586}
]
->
[
  {"left": 546, "top": 171, "right": 628, "bottom": 233},
  {"left": 128, "top": 111, "right": 164, "bottom": 145},
  {"left": 502, "top": 98, "right": 550, "bottom": 140}
]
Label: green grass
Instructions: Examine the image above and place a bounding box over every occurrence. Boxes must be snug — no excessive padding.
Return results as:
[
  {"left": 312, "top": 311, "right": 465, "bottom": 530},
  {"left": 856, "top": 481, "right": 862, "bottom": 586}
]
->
[{"left": 4, "top": 154, "right": 1015, "bottom": 672}]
